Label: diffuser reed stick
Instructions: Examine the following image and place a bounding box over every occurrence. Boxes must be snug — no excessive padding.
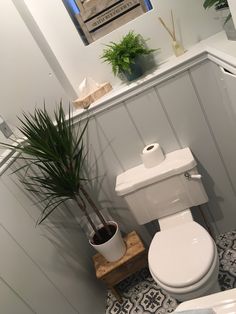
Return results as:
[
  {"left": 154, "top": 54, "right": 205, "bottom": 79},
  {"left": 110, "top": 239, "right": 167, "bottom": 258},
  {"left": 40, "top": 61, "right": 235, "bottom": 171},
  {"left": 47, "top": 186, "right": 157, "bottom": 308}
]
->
[
  {"left": 158, "top": 16, "right": 175, "bottom": 41},
  {"left": 158, "top": 10, "right": 185, "bottom": 57},
  {"left": 171, "top": 10, "right": 176, "bottom": 41}
]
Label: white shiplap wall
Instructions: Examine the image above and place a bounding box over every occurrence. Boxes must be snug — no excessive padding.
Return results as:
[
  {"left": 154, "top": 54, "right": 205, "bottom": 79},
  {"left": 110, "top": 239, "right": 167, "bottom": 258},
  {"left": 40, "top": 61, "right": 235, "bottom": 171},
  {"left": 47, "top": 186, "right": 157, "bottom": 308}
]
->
[{"left": 190, "top": 61, "right": 236, "bottom": 234}]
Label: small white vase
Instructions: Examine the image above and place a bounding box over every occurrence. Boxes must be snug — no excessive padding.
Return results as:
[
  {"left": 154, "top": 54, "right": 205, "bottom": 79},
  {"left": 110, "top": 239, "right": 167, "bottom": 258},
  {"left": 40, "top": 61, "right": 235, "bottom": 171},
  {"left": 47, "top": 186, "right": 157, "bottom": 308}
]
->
[{"left": 89, "top": 221, "right": 126, "bottom": 262}]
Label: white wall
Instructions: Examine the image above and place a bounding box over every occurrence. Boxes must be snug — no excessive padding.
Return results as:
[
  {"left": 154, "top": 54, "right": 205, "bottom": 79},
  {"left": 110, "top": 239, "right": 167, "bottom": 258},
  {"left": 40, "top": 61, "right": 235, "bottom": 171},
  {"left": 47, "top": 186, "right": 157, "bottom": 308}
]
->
[
  {"left": 0, "top": 1, "right": 70, "bottom": 128},
  {"left": 22, "top": 0, "right": 222, "bottom": 94}
]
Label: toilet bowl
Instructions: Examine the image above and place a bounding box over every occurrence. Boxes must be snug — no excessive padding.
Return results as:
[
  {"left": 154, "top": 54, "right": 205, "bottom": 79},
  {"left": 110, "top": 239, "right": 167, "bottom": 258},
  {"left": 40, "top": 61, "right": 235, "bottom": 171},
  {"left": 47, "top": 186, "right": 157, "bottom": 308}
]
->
[
  {"left": 115, "top": 146, "right": 220, "bottom": 301},
  {"left": 148, "top": 218, "right": 220, "bottom": 301}
]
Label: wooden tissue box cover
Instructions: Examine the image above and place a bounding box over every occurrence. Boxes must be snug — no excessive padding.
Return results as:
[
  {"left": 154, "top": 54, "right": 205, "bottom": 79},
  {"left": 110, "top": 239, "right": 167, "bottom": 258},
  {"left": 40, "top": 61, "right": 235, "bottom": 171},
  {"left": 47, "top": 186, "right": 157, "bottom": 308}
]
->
[{"left": 73, "top": 82, "right": 112, "bottom": 109}]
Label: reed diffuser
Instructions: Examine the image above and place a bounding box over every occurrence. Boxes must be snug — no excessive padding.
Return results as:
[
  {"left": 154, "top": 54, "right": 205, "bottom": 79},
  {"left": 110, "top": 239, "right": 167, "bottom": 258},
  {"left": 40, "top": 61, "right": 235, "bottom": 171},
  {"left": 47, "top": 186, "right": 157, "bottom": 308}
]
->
[{"left": 159, "top": 11, "right": 185, "bottom": 57}]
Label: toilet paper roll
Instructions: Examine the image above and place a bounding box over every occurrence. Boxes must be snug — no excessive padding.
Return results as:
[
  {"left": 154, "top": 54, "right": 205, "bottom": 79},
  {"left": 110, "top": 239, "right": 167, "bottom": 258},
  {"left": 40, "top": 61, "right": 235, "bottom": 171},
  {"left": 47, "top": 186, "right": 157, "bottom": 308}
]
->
[{"left": 141, "top": 143, "right": 165, "bottom": 168}]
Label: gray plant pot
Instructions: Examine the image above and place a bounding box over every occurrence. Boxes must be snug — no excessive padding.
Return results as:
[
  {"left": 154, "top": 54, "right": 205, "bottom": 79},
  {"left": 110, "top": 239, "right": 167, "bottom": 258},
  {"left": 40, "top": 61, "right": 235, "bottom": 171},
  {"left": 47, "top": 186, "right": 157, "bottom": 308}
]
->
[{"left": 120, "top": 57, "right": 144, "bottom": 82}]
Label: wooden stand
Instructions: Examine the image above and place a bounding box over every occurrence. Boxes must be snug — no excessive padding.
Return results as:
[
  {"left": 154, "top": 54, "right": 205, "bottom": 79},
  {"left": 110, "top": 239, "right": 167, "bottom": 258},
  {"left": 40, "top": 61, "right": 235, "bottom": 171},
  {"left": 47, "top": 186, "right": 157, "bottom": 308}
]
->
[{"left": 93, "top": 231, "right": 147, "bottom": 303}]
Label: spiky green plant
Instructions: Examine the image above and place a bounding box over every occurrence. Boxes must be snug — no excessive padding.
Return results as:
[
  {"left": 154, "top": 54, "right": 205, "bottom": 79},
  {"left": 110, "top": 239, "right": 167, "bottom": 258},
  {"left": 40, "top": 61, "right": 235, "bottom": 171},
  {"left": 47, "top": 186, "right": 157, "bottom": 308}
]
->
[
  {"left": 203, "top": 0, "right": 231, "bottom": 24},
  {"left": 101, "top": 31, "right": 156, "bottom": 76},
  {"left": 2, "top": 104, "right": 112, "bottom": 243}
]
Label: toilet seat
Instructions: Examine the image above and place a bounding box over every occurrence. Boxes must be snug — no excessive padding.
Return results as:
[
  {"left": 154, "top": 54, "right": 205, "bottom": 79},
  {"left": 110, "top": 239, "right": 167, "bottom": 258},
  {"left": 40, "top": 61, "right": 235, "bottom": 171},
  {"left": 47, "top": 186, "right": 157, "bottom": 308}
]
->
[
  {"left": 148, "top": 222, "right": 215, "bottom": 289},
  {"left": 149, "top": 249, "right": 218, "bottom": 295}
]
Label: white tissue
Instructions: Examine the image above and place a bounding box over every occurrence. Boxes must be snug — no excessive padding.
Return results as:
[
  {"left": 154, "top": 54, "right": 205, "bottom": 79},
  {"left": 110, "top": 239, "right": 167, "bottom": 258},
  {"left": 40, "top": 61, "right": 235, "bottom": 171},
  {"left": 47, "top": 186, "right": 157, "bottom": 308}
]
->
[
  {"left": 141, "top": 143, "right": 165, "bottom": 168},
  {"left": 78, "top": 77, "right": 100, "bottom": 98}
]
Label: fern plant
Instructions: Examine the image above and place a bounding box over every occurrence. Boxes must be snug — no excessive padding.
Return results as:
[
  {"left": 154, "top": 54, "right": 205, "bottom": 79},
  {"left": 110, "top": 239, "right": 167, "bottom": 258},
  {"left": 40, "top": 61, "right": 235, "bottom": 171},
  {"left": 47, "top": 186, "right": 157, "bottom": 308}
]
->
[
  {"left": 2, "top": 104, "right": 113, "bottom": 244},
  {"left": 101, "top": 31, "right": 155, "bottom": 76}
]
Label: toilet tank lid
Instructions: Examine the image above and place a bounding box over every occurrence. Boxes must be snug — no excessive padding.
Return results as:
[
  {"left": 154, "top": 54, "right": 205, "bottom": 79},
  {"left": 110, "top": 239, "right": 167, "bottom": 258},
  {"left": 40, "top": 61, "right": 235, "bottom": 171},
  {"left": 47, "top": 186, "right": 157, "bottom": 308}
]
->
[{"left": 115, "top": 148, "right": 196, "bottom": 196}]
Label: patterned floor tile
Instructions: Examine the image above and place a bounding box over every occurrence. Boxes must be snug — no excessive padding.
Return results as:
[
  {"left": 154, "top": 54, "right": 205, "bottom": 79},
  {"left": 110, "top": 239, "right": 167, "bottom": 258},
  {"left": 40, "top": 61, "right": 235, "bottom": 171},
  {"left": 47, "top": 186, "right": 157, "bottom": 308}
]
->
[{"left": 106, "top": 230, "right": 236, "bottom": 314}]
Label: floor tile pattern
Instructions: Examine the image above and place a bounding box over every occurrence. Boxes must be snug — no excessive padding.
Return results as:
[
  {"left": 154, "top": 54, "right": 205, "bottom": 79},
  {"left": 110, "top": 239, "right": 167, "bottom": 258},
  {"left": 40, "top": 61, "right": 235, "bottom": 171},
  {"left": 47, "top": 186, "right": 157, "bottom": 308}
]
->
[{"left": 106, "top": 230, "right": 236, "bottom": 314}]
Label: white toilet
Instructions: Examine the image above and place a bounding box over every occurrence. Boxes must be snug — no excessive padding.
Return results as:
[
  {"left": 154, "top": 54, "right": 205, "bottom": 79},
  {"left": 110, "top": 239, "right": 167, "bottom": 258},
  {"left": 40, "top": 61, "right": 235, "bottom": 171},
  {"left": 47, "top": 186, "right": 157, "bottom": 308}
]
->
[{"left": 115, "top": 147, "right": 220, "bottom": 301}]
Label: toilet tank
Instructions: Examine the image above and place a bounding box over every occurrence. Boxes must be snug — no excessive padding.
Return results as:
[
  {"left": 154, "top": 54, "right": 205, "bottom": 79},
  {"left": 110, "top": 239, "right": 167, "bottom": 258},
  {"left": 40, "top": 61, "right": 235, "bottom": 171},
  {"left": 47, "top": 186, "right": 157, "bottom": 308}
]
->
[{"left": 115, "top": 148, "right": 208, "bottom": 225}]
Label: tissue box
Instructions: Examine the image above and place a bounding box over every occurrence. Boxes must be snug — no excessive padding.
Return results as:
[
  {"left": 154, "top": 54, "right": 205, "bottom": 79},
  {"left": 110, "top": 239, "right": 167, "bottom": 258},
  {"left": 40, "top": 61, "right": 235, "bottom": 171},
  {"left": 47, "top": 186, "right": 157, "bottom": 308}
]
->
[{"left": 73, "top": 82, "right": 112, "bottom": 109}]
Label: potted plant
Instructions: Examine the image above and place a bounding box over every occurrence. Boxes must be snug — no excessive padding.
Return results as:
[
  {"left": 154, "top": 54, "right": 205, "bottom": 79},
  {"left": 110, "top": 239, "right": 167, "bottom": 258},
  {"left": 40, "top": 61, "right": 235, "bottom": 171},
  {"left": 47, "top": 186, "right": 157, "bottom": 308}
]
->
[
  {"left": 2, "top": 104, "right": 126, "bottom": 262},
  {"left": 203, "top": 0, "right": 236, "bottom": 40},
  {"left": 101, "top": 31, "right": 156, "bottom": 81}
]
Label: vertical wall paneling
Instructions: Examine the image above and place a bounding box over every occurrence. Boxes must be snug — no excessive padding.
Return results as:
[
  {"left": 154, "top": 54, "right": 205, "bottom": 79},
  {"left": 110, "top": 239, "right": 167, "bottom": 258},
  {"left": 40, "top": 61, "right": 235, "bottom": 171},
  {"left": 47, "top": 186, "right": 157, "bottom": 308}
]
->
[
  {"left": 96, "top": 104, "right": 145, "bottom": 170},
  {"left": 0, "top": 172, "right": 106, "bottom": 314},
  {"left": 124, "top": 88, "right": 181, "bottom": 153},
  {"left": 220, "top": 68, "right": 236, "bottom": 110},
  {"left": 2, "top": 168, "right": 95, "bottom": 271},
  {"left": 83, "top": 115, "right": 152, "bottom": 244},
  {"left": 0, "top": 225, "right": 77, "bottom": 314},
  {"left": 84, "top": 115, "right": 124, "bottom": 201},
  {"left": 157, "top": 71, "right": 236, "bottom": 234},
  {"left": 94, "top": 104, "right": 157, "bottom": 242},
  {"left": 190, "top": 61, "right": 236, "bottom": 194},
  {"left": 83, "top": 115, "right": 126, "bottom": 221},
  {"left": 3, "top": 162, "right": 43, "bottom": 222},
  {"left": 0, "top": 278, "right": 35, "bottom": 314}
]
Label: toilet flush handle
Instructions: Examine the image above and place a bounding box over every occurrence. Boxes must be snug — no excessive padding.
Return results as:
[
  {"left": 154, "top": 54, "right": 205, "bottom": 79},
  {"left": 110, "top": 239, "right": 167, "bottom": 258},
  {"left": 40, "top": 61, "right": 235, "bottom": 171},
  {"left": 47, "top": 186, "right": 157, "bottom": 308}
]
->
[{"left": 184, "top": 172, "right": 202, "bottom": 180}]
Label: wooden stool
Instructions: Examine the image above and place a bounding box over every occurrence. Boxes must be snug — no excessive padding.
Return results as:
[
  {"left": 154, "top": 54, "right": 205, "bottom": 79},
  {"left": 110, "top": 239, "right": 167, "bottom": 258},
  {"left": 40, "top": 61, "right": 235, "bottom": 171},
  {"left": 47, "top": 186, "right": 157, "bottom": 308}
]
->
[{"left": 93, "top": 231, "right": 147, "bottom": 303}]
